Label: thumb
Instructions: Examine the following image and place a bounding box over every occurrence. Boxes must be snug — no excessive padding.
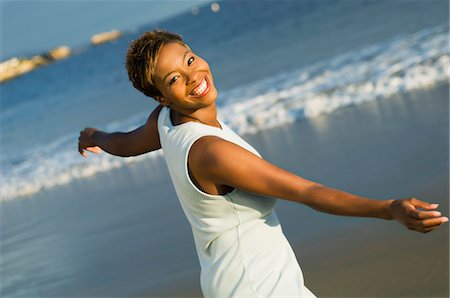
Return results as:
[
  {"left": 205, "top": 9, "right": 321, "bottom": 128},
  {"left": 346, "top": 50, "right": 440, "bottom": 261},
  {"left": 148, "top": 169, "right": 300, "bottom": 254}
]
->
[
  {"left": 86, "top": 146, "right": 102, "bottom": 154},
  {"left": 410, "top": 198, "right": 439, "bottom": 210}
]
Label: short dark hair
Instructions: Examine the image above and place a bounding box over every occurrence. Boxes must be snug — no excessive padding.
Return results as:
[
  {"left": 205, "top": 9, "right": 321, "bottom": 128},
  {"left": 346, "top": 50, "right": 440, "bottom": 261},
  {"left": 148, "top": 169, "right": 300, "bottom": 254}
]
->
[{"left": 125, "top": 30, "right": 188, "bottom": 99}]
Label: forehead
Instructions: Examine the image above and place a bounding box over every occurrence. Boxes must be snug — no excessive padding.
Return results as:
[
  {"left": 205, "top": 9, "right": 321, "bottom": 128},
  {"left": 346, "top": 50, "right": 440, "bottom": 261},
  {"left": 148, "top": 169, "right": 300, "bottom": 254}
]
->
[{"left": 154, "top": 42, "right": 189, "bottom": 77}]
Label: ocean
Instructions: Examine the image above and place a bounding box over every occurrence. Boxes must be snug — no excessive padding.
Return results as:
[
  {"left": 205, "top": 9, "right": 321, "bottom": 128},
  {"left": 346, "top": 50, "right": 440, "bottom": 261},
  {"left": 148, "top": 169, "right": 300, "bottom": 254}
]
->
[{"left": 1, "top": 1, "right": 449, "bottom": 297}]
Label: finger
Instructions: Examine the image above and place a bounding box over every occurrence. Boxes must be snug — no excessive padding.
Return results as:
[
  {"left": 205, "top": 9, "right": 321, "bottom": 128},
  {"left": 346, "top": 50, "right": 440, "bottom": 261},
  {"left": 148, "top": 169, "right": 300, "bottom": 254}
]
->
[
  {"left": 78, "top": 142, "right": 90, "bottom": 157},
  {"left": 410, "top": 198, "right": 439, "bottom": 210},
  {"left": 78, "top": 144, "right": 85, "bottom": 156},
  {"left": 409, "top": 209, "right": 442, "bottom": 220},
  {"left": 79, "top": 148, "right": 88, "bottom": 157},
  {"left": 418, "top": 216, "right": 449, "bottom": 228},
  {"left": 85, "top": 148, "right": 99, "bottom": 154},
  {"left": 423, "top": 220, "right": 449, "bottom": 233},
  {"left": 86, "top": 146, "right": 101, "bottom": 154}
]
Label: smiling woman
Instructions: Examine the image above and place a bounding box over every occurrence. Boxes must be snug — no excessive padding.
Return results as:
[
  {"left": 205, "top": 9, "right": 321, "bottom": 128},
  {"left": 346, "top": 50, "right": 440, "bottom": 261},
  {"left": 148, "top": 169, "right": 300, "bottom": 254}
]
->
[
  {"left": 153, "top": 42, "right": 219, "bottom": 127},
  {"left": 77, "top": 30, "right": 448, "bottom": 297}
]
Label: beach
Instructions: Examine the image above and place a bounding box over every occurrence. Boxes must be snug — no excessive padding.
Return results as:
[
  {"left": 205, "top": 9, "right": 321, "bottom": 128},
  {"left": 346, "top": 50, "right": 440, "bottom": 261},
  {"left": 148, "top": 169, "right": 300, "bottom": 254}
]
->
[
  {"left": 1, "top": 1, "right": 448, "bottom": 297},
  {"left": 2, "top": 83, "right": 447, "bottom": 297}
]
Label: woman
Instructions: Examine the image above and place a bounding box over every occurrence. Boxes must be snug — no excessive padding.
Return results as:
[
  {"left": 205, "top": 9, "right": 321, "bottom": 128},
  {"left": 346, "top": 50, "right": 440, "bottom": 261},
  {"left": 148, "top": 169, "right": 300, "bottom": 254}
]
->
[{"left": 78, "top": 30, "right": 447, "bottom": 297}]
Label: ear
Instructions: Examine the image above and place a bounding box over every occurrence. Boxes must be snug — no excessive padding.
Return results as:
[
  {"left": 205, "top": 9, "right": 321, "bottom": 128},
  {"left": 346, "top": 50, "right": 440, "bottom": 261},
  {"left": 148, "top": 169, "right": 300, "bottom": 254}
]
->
[{"left": 156, "top": 96, "right": 169, "bottom": 106}]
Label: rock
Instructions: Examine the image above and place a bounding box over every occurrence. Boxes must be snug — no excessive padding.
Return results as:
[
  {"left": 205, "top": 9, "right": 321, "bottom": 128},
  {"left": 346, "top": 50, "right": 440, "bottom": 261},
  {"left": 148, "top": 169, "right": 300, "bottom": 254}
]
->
[
  {"left": 0, "top": 56, "right": 48, "bottom": 83},
  {"left": 0, "top": 45, "right": 72, "bottom": 83},
  {"left": 90, "top": 30, "right": 122, "bottom": 45},
  {"left": 48, "top": 46, "right": 71, "bottom": 60}
]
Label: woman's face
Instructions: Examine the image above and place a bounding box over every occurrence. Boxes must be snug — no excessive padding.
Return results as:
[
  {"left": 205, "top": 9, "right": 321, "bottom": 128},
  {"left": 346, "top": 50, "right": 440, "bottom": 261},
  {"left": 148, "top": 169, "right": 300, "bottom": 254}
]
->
[{"left": 153, "top": 42, "right": 218, "bottom": 112}]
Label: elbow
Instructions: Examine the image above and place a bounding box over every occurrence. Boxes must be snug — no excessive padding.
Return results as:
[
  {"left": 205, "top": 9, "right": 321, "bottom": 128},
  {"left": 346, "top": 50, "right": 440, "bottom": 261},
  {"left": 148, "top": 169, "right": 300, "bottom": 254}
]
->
[{"left": 296, "top": 183, "right": 325, "bottom": 205}]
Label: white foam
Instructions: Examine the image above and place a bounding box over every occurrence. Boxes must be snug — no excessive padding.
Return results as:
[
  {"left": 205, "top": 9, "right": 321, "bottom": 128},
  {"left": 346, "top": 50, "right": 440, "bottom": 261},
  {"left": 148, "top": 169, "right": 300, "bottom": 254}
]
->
[
  {"left": 217, "top": 25, "right": 449, "bottom": 134},
  {"left": 1, "top": 25, "right": 448, "bottom": 201}
]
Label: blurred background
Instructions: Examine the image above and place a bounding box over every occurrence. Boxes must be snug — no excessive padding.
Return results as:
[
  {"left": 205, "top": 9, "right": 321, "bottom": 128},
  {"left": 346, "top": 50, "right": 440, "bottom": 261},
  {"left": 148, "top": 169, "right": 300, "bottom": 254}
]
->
[{"left": 1, "top": 1, "right": 448, "bottom": 297}]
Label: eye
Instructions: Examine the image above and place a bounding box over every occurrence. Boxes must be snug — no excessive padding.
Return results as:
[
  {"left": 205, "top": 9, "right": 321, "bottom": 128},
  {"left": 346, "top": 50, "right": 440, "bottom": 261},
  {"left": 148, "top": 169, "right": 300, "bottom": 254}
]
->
[
  {"left": 187, "top": 56, "right": 195, "bottom": 66},
  {"left": 169, "top": 75, "right": 179, "bottom": 85}
]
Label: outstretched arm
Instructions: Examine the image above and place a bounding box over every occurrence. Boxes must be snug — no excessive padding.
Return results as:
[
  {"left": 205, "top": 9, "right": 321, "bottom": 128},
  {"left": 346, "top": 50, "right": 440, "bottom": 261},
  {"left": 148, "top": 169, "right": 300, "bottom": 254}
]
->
[
  {"left": 78, "top": 105, "right": 163, "bottom": 157},
  {"left": 189, "top": 136, "right": 448, "bottom": 233}
]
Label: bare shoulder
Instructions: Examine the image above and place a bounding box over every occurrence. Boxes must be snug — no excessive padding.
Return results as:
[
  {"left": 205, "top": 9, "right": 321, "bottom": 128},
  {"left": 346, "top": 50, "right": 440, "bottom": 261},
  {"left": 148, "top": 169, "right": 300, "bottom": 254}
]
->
[
  {"left": 146, "top": 105, "right": 164, "bottom": 129},
  {"left": 190, "top": 136, "right": 247, "bottom": 160},
  {"left": 128, "top": 104, "right": 163, "bottom": 153},
  {"left": 189, "top": 136, "right": 261, "bottom": 177}
]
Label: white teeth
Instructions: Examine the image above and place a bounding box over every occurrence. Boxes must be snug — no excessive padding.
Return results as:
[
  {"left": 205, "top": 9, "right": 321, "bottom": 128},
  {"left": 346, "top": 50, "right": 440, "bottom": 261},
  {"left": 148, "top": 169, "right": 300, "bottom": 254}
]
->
[{"left": 191, "top": 78, "right": 207, "bottom": 96}]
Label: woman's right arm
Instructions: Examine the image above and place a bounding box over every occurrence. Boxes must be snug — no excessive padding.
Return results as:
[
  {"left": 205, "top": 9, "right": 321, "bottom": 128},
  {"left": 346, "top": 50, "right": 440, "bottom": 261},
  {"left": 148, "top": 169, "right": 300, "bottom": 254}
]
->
[{"left": 78, "top": 105, "right": 163, "bottom": 157}]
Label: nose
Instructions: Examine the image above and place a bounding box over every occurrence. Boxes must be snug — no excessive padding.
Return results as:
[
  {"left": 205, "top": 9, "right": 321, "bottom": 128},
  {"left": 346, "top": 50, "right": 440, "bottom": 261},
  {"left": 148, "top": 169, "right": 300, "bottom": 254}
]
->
[{"left": 185, "top": 70, "right": 201, "bottom": 86}]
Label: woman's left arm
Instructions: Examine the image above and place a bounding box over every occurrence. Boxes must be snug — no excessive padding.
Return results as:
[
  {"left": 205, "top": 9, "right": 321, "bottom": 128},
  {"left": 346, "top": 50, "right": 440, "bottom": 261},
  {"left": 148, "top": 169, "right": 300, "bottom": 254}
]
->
[{"left": 189, "top": 136, "right": 448, "bottom": 233}]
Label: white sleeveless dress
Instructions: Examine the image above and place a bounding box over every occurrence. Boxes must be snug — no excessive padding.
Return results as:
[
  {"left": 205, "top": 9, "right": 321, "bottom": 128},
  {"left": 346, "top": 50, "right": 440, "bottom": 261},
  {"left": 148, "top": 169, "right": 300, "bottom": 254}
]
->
[{"left": 157, "top": 107, "right": 316, "bottom": 297}]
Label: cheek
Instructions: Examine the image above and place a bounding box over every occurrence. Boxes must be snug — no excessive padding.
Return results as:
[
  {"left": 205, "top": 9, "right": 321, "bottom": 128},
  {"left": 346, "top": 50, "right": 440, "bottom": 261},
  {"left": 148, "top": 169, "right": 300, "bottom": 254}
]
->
[
  {"left": 197, "top": 57, "right": 210, "bottom": 69},
  {"left": 169, "top": 84, "right": 188, "bottom": 99}
]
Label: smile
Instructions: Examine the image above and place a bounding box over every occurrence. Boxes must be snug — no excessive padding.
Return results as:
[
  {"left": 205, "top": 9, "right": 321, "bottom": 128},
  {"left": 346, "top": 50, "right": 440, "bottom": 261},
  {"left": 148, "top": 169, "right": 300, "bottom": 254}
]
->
[{"left": 190, "top": 77, "right": 209, "bottom": 97}]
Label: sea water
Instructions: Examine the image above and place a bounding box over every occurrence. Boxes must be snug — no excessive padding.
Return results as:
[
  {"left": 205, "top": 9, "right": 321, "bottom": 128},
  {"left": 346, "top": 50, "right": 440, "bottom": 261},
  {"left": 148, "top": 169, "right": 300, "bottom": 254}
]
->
[
  {"left": 1, "top": 1, "right": 449, "bottom": 296},
  {"left": 0, "top": 0, "right": 448, "bottom": 201}
]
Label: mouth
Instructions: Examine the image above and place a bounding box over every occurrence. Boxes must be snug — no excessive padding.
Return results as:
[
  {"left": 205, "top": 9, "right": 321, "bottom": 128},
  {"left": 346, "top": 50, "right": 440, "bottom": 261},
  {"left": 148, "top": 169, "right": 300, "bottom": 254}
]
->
[{"left": 189, "top": 77, "right": 210, "bottom": 97}]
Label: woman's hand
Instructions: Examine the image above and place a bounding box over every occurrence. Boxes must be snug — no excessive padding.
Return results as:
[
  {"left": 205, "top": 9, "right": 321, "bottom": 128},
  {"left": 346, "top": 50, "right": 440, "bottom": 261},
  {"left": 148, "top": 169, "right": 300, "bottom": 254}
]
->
[
  {"left": 77, "top": 106, "right": 163, "bottom": 158},
  {"left": 78, "top": 127, "right": 102, "bottom": 157},
  {"left": 389, "top": 198, "right": 448, "bottom": 233}
]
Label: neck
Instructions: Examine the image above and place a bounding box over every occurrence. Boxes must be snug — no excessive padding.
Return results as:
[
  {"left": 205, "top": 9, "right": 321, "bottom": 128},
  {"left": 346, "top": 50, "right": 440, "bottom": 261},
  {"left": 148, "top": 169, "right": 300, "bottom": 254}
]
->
[{"left": 170, "top": 104, "right": 220, "bottom": 128}]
